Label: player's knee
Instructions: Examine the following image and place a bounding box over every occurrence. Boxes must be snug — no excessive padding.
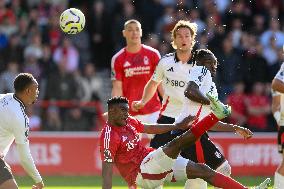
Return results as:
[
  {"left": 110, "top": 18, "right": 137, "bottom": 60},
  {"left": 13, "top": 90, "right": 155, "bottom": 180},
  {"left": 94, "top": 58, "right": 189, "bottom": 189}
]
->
[
  {"left": 186, "top": 162, "right": 213, "bottom": 180},
  {"left": 216, "top": 161, "right": 231, "bottom": 176}
]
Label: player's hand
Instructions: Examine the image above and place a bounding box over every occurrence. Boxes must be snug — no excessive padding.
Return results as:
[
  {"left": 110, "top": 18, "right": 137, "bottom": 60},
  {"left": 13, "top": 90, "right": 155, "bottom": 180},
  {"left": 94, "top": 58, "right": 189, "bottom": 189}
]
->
[
  {"left": 235, "top": 126, "right": 253, "bottom": 139},
  {"left": 175, "top": 115, "right": 196, "bottom": 130},
  {"left": 131, "top": 101, "right": 145, "bottom": 112},
  {"left": 32, "top": 180, "right": 44, "bottom": 189}
]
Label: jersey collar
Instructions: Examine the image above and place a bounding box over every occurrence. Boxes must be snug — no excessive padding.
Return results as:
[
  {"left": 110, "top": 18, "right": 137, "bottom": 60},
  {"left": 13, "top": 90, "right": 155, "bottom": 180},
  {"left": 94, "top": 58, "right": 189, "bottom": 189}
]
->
[
  {"left": 174, "top": 52, "right": 193, "bottom": 64},
  {"left": 13, "top": 94, "right": 26, "bottom": 109}
]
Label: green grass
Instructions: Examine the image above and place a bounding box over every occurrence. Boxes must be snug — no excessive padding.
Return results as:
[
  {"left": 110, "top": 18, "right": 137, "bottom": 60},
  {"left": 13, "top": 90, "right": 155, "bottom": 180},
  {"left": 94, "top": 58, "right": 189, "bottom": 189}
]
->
[{"left": 15, "top": 175, "right": 273, "bottom": 188}]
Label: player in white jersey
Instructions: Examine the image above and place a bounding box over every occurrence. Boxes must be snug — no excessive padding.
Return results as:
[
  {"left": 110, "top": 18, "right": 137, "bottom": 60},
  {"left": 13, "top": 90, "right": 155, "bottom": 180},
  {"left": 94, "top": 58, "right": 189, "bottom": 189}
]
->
[
  {"left": 0, "top": 73, "right": 44, "bottom": 189},
  {"left": 175, "top": 49, "right": 253, "bottom": 189},
  {"left": 132, "top": 21, "right": 249, "bottom": 189},
  {"left": 271, "top": 62, "right": 284, "bottom": 188}
]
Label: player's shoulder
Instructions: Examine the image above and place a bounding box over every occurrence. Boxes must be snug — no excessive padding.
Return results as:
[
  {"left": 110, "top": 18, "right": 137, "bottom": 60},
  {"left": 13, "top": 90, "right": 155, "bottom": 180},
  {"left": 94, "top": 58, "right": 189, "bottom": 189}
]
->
[
  {"left": 100, "top": 123, "right": 120, "bottom": 139},
  {"left": 111, "top": 48, "right": 126, "bottom": 65},
  {"left": 158, "top": 52, "right": 175, "bottom": 64},
  {"left": 142, "top": 44, "right": 160, "bottom": 56},
  {"left": 191, "top": 65, "right": 209, "bottom": 74},
  {"left": 127, "top": 116, "right": 141, "bottom": 124},
  {"left": 280, "top": 62, "right": 284, "bottom": 70}
]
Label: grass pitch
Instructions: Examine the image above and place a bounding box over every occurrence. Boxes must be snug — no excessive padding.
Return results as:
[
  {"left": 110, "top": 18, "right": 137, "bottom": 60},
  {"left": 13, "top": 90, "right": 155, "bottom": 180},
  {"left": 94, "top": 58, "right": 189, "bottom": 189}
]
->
[{"left": 16, "top": 175, "right": 273, "bottom": 188}]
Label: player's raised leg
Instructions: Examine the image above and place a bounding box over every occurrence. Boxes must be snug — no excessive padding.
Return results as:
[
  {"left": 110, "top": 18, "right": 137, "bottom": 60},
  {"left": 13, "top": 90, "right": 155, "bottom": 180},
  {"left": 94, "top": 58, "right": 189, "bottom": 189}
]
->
[{"left": 162, "top": 93, "right": 231, "bottom": 160}]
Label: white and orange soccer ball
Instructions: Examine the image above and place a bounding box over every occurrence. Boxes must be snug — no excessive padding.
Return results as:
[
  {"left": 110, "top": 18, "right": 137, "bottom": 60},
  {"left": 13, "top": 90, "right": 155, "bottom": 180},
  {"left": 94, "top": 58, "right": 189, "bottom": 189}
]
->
[{"left": 59, "top": 8, "right": 85, "bottom": 34}]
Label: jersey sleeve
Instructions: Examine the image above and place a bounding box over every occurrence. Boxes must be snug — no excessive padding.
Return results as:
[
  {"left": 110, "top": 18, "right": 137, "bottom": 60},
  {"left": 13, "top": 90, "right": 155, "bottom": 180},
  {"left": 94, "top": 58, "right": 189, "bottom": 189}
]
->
[
  {"left": 111, "top": 55, "right": 123, "bottom": 81},
  {"left": 131, "top": 117, "right": 145, "bottom": 133},
  {"left": 152, "top": 50, "right": 161, "bottom": 67},
  {"left": 151, "top": 59, "right": 164, "bottom": 83},
  {"left": 274, "top": 63, "right": 284, "bottom": 82},
  {"left": 188, "top": 66, "right": 210, "bottom": 86},
  {"left": 11, "top": 116, "right": 29, "bottom": 145},
  {"left": 100, "top": 127, "right": 120, "bottom": 163}
]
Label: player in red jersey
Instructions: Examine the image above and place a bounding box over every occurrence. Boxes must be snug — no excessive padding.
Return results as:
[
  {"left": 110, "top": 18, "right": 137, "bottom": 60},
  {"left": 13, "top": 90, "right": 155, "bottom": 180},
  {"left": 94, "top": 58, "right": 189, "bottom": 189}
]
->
[
  {"left": 100, "top": 96, "right": 270, "bottom": 189},
  {"left": 111, "top": 19, "right": 162, "bottom": 124}
]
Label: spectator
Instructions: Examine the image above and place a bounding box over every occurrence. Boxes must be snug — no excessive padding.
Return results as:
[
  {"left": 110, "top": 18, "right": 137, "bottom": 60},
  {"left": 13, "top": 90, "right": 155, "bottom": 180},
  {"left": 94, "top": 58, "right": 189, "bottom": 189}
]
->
[
  {"left": 226, "top": 81, "right": 247, "bottom": 126},
  {"left": 53, "top": 37, "right": 79, "bottom": 73},
  {"left": 0, "top": 61, "right": 19, "bottom": 93},
  {"left": 42, "top": 106, "right": 62, "bottom": 131},
  {"left": 63, "top": 107, "right": 90, "bottom": 131},
  {"left": 245, "top": 82, "right": 271, "bottom": 131}
]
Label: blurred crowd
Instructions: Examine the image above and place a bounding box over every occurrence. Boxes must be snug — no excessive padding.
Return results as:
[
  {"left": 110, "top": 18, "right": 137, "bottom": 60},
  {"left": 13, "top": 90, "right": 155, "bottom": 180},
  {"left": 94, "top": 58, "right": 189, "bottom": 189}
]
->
[{"left": 0, "top": 0, "right": 283, "bottom": 132}]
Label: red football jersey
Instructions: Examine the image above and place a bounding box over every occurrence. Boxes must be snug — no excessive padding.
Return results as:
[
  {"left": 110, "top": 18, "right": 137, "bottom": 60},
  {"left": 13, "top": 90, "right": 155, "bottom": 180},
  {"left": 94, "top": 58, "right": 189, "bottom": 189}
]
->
[
  {"left": 111, "top": 44, "right": 161, "bottom": 116},
  {"left": 100, "top": 117, "right": 154, "bottom": 186}
]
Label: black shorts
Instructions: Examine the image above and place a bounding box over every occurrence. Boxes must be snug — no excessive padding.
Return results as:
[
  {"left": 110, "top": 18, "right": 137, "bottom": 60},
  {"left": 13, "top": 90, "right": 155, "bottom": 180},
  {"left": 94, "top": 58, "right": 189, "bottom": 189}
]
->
[
  {"left": 0, "top": 158, "right": 13, "bottom": 185},
  {"left": 278, "top": 126, "right": 284, "bottom": 153},
  {"left": 150, "top": 115, "right": 175, "bottom": 148},
  {"left": 150, "top": 115, "right": 226, "bottom": 170}
]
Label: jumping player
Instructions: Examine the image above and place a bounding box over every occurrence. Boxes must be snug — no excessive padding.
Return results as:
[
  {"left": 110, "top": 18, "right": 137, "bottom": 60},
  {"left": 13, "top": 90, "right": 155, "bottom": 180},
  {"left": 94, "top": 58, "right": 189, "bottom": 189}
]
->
[{"left": 100, "top": 96, "right": 270, "bottom": 189}]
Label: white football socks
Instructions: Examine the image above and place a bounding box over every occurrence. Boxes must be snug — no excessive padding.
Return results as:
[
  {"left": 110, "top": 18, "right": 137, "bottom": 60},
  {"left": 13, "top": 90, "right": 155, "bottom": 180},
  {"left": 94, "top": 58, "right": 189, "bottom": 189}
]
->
[{"left": 274, "top": 172, "right": 284, "bottom": 189}]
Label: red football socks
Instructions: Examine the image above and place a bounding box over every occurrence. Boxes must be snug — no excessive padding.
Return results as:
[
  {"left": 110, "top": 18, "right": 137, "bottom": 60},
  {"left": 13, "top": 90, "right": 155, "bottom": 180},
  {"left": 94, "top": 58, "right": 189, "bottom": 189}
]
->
[
  {"left": 190, "top": 113, "right": 219, "bottom": 138},
  {"left": 211, "top": 172, "right": 248, "bottom": 189}
]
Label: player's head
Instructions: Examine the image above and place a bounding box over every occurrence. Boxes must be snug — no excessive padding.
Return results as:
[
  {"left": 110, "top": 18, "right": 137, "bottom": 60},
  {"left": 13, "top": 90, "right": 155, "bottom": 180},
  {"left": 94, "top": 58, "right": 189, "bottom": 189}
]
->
[
  {"left": 14, "top": 73, "right": 39, "bottom": 105},
  {"left": 123, "top": 19, "right": 142, "bottom": 46},
  {"left": 194, "top": 49, "right": 218, "bottom": 77},
  {"left": 107, "top": 96, "right": 129, "bottom": 126},
  {"left": 171, "top": 20, "right": 197, "bottom": 51}
]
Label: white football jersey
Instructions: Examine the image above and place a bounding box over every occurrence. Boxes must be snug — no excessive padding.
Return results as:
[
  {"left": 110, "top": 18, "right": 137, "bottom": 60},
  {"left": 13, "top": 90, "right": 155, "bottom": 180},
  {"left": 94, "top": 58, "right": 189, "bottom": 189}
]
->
[
  {"left": 152, "top": 53, "right": 194, "bottom": 117},
  {"left": 274, "top": 63, "right": 284, "bottom": 126},
  {"left": 176, "top": 66, "right": 218, "bottom": 123},
  {"left": 0, "top": 93, "right": 29, "bottom": 156}
]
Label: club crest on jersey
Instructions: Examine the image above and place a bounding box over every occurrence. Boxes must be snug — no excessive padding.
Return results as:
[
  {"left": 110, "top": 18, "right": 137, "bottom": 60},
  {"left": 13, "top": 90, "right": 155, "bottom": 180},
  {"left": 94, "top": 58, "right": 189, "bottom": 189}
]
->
[{"left": 143, "top": 56, "right": 149, "bottom": 65}]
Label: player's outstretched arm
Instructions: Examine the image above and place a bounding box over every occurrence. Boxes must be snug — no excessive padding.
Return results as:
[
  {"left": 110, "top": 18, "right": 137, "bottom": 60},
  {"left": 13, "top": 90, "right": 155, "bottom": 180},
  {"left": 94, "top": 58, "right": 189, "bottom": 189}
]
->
[
  {"left": 102, "top": 162, "right": 113, "bottom": 189},
  {"left": 143, "top": 115, "right": 195, "bottom": 134},
  {"left": 184, "top": 81, "right": 210, "bottom": 105},
  {"left": 16, "top": 143, "right": 44, "bottom": 187},
  {"left": 132, "top": 80, "right": 160, "bottom": 112},
  {"left": 211, "top": 121, "right": 253, "bottom": 139}
]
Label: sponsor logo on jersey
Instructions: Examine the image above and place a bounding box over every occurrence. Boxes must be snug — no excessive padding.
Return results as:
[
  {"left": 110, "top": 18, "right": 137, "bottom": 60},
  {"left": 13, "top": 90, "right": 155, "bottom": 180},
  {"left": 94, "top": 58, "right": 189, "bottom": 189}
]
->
[
  {"left": 124, "top": 66, "right": 151, "bottom": 77},
  {"left": 167, "top": 67, "right": 174, "bottom": 72},
  {"left": 165, "top": 77, "right": 186, "bottom": 87},
  {"left": 123, "top": 61, "right": 131, "bottom": 67}
]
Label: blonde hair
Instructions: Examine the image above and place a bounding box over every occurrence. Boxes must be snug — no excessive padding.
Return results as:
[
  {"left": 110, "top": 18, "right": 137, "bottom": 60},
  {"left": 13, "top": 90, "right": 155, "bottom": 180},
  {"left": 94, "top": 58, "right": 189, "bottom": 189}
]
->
[
  {"left": 124, "top": 19, "right": 142, "bottom": 30},
  {"left": 171, "top": 20, "right": 198, "bottom": 49}
]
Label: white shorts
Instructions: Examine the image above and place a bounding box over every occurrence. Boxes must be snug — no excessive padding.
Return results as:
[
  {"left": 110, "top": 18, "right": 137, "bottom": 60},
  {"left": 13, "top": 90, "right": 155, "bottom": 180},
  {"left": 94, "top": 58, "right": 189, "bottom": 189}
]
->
[
  {"left": 136, "top": 148, "right": 189, "bottom": 189},
  {"left": 134, "top": 111, "right": 160, "bottom": 124}
]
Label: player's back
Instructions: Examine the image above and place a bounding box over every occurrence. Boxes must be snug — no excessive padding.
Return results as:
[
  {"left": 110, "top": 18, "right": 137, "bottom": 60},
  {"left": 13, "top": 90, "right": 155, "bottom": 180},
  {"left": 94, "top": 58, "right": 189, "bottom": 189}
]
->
[{"left": 0, "top": 93, "right": 27, "bottom": 156}]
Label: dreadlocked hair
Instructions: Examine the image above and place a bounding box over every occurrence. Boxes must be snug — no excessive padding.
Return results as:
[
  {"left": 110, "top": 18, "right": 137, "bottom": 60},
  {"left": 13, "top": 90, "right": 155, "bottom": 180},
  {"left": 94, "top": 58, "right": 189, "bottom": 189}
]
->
[
  {"left": 107, "top": 96, "right": 129, "bottom": 107},
  {"left": 193, "top": 49, "right": 215, "bottom": 65}
]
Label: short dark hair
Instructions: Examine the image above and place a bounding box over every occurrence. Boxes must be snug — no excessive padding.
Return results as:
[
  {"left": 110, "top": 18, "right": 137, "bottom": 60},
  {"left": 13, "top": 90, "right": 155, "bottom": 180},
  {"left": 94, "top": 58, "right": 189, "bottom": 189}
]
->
[
  {"left": 193, "top": 49, "right": 217, "bottom": 65},
  {"left": 14, "top": 73, "right": 35, "bottom": 93},
  {"left": 107, "top": 96, "right": 128, "bottom": 107}
]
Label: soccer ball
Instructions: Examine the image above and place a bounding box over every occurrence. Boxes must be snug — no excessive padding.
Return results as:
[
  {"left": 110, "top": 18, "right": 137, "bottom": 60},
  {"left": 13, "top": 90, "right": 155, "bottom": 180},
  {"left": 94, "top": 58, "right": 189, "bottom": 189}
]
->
[{"left": 59, "top": 8, "right": 85, "bottom": 34}]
